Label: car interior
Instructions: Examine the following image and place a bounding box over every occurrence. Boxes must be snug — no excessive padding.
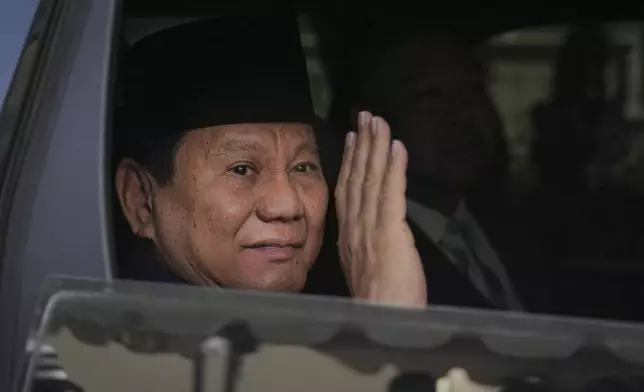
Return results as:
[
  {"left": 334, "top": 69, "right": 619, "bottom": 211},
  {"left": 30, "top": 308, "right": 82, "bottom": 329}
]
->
[
  {"left": 8, "top": 1, "right": 644, "bottom": 391},
  {"left": 107, "top": 0, "right": 644, "bottom": 324}
]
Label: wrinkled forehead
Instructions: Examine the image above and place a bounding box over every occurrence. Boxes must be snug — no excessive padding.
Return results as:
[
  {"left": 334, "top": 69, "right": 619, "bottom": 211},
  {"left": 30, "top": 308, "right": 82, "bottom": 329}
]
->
[{"left": 179, "top": 122, "right": 318, "bottom": 158}]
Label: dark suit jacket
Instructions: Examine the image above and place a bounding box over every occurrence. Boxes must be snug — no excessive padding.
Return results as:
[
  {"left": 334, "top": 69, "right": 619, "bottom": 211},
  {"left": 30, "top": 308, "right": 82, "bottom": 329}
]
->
[
  {"left": 304, "top": 195, "right": 555, "bottom": 314},
  {"left": 468, "top": 193, "right": 557, "bottom": 314}
]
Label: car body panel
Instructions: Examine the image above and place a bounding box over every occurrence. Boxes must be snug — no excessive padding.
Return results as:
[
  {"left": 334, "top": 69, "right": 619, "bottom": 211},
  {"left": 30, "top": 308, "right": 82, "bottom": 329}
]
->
[{"left": 0, "top": 1, "right": 117, "bottom": 390}]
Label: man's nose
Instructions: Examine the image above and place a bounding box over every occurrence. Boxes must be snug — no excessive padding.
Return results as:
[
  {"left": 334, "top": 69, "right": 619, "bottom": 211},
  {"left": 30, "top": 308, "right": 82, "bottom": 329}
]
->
[{"left": 256, "top": 173, "right": 304, "bottom": 222}]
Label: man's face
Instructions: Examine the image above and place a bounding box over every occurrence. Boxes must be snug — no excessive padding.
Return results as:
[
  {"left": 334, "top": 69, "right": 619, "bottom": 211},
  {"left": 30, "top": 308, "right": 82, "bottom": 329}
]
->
[
  {"left": 382, "top": 37, "right": 503, "bottom": 190},
  {"left": 145, "top": 123, "right": 328, "bottom": 292}
]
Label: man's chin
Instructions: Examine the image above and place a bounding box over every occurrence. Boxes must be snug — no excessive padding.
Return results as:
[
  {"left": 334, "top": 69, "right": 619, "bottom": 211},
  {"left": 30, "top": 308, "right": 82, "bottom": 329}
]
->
[
  {"left": 249, "top": 279, "right": 306, "bottom": 293},
  {"left": 227, "top": 270, "right": 308, "bottom": 293}
]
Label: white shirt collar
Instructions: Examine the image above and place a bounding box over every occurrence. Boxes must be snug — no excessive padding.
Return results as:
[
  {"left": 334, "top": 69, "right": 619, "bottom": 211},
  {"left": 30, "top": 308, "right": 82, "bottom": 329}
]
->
[{"left": 406, "top": 198, "right": 470, "bottom": 242}]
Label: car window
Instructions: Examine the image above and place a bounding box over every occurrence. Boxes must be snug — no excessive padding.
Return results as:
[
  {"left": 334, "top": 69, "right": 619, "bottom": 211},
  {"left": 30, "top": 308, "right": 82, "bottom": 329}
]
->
[
  {"left": 108, "top": 9, "right": 644, "bottom": 321},
  {"left": 481, "top": 23, "right": 644, "bottom": 320},
  {"left": 298, "top": 14, "right": 332, "bottom": 118},
  {"left": 0, "top": 0, "right": 47, "bottom": 186},
  {"left": 487, "top": 22, "right": 644, "bottom": 189},
  {"left": 0, "top": 0, "right": 40, "bottom": 109},
  {"left": 11, "top": 4, "right": 644, "bottom": 392}
]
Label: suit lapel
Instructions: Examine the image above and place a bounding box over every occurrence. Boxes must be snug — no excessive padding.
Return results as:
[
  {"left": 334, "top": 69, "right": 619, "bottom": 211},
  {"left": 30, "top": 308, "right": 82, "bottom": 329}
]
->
[{"left": 407, "top": 218, "right": 494, "bottom": 309}]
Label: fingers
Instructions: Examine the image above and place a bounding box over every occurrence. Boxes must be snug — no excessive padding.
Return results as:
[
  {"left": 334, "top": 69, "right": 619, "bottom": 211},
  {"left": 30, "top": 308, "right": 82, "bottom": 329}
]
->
[
  {"left": 361, "top": 116, "right": 392, "bottom": 225},
  {"left": 346, "top": 111, "right": 372, "bottom": 227},
  {"left": 334, "top": 131, "right": 356, "bottom": 223},
  {"left": 379, "top": 139, "right": 409, "bottom": 224},
  {"left": 336, "top": 111, "right": 405, "bottom": 228}
]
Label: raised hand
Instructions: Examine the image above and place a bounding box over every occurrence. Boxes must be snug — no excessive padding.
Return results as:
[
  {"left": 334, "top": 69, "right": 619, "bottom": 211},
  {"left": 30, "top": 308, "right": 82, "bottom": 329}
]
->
[{"left": 335, "top": 111, "right": 427, "bottom": 308}]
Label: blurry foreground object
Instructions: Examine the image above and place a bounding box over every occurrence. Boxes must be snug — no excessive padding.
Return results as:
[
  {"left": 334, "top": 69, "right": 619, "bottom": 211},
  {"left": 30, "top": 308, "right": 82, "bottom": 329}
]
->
[{"left": 19, "top": 277, "right": 644, "bottom": 392}]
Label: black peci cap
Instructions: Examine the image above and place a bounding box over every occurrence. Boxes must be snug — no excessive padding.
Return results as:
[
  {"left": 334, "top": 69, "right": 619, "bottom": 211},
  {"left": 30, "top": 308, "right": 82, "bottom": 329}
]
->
[{"left": 117, "top": 14, "right": 316, "bottom": 139}]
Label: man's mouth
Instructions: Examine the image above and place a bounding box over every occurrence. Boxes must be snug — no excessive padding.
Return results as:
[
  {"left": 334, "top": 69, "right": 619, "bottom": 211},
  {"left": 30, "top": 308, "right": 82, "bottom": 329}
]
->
[
  {"left": 243, "top": 241, "right": 303, "bottom": 262},
  {"left": 246, "top": 246, "right": 294, "bottom": 261},
  {"left": 245, "top": 239, "right": 304, "bottom": 248}
]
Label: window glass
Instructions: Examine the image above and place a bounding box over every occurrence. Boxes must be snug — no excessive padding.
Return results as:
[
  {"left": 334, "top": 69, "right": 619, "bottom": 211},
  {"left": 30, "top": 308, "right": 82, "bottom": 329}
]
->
[
  {"left": 486, "top": 23, "right": 644, "bottom": 188},
  {"left": 109, "top": 7, "right": 644, "bottom": 323},
  {"left": 0, "top": 0, "right": 49, "bottom": 177},
  {"left": 0, "top": 0, "right": 40, "bottom": 108}
]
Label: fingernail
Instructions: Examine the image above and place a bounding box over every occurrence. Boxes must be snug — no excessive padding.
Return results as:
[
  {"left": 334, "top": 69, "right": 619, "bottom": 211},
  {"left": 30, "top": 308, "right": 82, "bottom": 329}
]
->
[
  {"left": 370, "top": 117, "right": 379, "bottom": 134},
  {"left": 358, "top": 111, "right": 366, "bottom": 127},
  {"left": 346, "top": 132, "right": 356, "bottom": 146},
  {"left": 391, "top": 139, "right": 403, "bottom": 156}
]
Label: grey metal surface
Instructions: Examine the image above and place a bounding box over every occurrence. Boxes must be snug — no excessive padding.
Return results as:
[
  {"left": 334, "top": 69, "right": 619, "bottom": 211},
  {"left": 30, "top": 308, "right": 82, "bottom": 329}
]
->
[
  {"left": 0, "top": 1, "right": 116, "bottom": 390},
  {"left": 22, "top": 277, "right": 644, "bottom": 390}
]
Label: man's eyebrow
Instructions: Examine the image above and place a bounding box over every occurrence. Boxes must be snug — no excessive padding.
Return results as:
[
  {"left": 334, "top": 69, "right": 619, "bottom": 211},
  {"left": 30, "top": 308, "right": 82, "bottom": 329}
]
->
[
  {"left": 213, "top": 138, "right": 318, "bottom": 157},
  {"left": 293, "top": 141, "right": 319, "bottom": 156}
]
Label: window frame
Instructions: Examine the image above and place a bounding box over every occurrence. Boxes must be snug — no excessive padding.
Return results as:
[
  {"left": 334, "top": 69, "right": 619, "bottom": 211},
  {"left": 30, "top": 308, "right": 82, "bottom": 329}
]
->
[{"left": 0, "top": 1, "right": 119, "bottom": 390}]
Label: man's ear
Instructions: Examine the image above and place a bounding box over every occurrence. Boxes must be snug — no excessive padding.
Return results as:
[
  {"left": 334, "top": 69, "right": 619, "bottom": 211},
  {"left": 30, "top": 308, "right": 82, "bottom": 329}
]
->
[{"left": 114, "top": 158, "right": 157, "bottom": 239}]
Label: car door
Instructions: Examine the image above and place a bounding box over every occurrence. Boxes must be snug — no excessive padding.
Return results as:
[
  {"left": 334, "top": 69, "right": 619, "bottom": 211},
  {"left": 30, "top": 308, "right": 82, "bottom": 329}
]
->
[{"left": 0, "top": 1, "right": 118, "bottom": 390}]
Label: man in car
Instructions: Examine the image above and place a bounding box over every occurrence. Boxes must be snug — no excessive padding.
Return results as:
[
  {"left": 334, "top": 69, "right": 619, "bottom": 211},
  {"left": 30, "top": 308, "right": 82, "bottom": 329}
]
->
[
  {"left": 112, "top": 16, "right": 427, "bottom": 306},
  {"left": 342, "top": 32, "right": 550, "bottom": 312},
  {"left": 31, "top": 14, "right": 428, "bottom": 392}
]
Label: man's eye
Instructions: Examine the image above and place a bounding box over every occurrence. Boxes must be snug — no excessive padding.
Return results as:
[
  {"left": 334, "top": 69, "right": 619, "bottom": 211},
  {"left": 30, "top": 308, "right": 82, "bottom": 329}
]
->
[
  {"left": 292, "top": 162, "right": 318, "bottom": 173},
  {"left": 229, "top": 164, "right": 255, "bottom": 176}
]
